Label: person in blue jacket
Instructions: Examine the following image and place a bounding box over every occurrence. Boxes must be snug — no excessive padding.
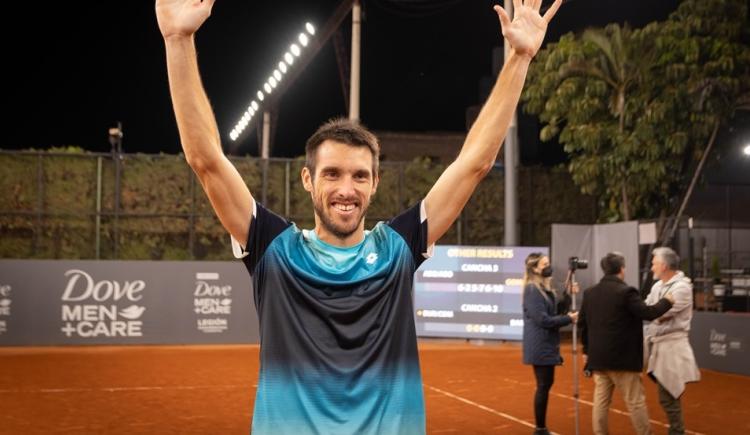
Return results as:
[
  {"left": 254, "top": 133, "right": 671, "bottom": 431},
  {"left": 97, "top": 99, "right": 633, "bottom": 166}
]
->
[{"left": 522, "top": 252, "right": 578, "bottom": 435}]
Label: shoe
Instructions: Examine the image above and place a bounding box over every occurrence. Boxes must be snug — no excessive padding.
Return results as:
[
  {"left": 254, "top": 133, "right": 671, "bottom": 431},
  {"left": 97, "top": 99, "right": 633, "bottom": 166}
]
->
[{"left": 533, "top": 428, "right": 551, "bottom": 435}]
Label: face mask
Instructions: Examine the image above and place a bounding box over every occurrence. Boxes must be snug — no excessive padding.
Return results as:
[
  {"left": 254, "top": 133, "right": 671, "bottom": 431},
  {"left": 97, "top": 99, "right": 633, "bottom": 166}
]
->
[{"left": 541, "top": 266, "right": 553, "bottom": 278}]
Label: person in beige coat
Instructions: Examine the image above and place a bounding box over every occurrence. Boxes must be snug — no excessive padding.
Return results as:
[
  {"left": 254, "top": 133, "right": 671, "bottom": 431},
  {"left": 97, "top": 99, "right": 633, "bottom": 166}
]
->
[{"left": 645, "top": 247, "right": 701, "bottom": 435}]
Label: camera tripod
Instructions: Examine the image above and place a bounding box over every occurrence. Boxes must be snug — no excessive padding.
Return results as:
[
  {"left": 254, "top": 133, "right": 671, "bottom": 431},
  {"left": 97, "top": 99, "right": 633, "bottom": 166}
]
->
[{"left": 565, "top": 268, "right": 581, "bottom": 435}]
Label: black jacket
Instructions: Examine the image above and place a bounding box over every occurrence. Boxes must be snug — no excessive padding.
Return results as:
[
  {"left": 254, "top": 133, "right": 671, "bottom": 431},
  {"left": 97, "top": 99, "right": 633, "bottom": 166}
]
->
[
  {"left": 579, "top": 275, "right": 673, "bottom": 372},
  {"left": 522, "top": 284, "right": 572, "bottom": 366}
]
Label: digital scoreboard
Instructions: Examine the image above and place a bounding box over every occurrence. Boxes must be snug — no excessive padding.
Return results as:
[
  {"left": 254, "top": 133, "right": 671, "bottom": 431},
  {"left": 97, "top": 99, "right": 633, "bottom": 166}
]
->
[{"left": 414, "top": 245, "right": 548, "bottom": 340}]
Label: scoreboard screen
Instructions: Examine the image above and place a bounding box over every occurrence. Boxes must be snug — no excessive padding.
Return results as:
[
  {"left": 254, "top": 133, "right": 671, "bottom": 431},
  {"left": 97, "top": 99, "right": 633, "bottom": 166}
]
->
[{"left": 414, "top": 245, "right": 548, "bottom": 341}]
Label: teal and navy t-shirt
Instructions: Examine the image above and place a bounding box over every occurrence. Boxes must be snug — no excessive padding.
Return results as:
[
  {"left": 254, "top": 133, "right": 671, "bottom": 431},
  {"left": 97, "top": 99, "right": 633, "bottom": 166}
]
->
[{"left": 233, "top": 200, "right": 430, "bottom": 435}]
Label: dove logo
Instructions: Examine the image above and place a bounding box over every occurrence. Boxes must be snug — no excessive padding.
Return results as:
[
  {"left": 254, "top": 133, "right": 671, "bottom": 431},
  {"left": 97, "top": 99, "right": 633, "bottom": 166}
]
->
[
  {"left": 62, "top": 270, "right": 145, "bottom": 302},
  {"left": 193, "top": 273, "right": 232, "bottom": 332},
  {"left": 194, "top": 282, "right": 232, "bottom": 298},
  {"left": 0, "top": 285, "right": 10, "bottom": 317},
  {"left": 119, "top": 305, "right": 146, "bottom": 320},
  {"left": 60, "top": 271, "right": 147, "bottom": 339},
  {"left": 194, "top": 297, "right": 232, "bottom": 315}
]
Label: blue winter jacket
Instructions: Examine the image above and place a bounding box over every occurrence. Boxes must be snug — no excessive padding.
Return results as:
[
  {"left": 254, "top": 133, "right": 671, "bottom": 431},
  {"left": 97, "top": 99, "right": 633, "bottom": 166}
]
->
[{"left": 522, "top": 283, "right": 572, "bottom": 366}]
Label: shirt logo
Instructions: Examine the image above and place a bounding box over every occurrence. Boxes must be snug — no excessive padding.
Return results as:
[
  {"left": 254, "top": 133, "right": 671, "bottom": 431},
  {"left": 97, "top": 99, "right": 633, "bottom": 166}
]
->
[{"left": 366, "top": 253, "right": 378, "bottom": 265}]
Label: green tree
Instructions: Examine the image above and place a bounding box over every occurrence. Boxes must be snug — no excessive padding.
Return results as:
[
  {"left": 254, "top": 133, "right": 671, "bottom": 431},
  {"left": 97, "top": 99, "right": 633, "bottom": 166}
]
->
[
  {"left": 522, "top": 0, "right": 749, "bottom": 223},
  {"left": 655, "top": 0, "right": 750, "bottom": 242}
]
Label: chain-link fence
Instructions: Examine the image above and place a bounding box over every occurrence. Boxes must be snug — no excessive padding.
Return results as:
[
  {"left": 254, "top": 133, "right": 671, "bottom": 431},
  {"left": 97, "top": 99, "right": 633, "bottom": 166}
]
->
[{"left": 0, "top": 150, "right": 597, "bottom": 260}]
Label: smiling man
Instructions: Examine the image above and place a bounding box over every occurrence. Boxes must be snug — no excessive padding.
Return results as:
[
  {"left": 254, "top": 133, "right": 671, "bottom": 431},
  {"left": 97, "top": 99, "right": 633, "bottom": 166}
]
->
[{"left": 156, "top": 0, "right": 562, "bottom": 433}]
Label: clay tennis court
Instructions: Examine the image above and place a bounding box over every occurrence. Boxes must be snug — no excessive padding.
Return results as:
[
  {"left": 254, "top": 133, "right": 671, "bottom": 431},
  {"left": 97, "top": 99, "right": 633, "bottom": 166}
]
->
[{"left": 1, "top": 340, "right": 747, "bottom": 434}]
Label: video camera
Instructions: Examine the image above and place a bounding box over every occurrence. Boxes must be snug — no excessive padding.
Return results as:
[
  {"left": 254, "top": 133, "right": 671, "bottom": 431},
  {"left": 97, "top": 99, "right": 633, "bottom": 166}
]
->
[{"left": 568, "top": 256, "right": 589, "bottom": 271}]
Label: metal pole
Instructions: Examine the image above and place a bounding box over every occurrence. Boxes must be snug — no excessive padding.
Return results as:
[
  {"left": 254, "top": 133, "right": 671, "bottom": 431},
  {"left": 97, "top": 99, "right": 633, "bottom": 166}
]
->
[
  {"left": 727, "top": 185, "right": 732, "bottom": 270},
  {"left": 688, "top": 217, "right": 694, "bottom": 281},
  {"left": 349, "top": 0, "right": 361, "bottom": 121},
  {"left": 398, "top": 162, "right": 405, "bottom": 209},
  {"left": 261, "top": 111, "right": 271, "bottom": 206},
  {"left": 35, "top": 153, "right": 43, "bottom": 255},
  {"left": 503, "top": 0, "right": 518, "bottom": 246},
  {"left": 95, "top": 156, "right": 102, "bottom": 259},
  {"left": 189, "top": 169, "right": 196, "bottom": 259},
  {"left": 665, "top": 121, "right": 720, "bottom": 245},
  {"left": 567, "top": 269, "right": 581, "bottom": 435},
  {"left": 702, "top": 242, "right": 708, "bottom": 301},
  {"left": 285, "top": 160, "right": 291, "bottom": 217},
  {"left": 113, "top": 150, "right": 120, "bottom": 259},
  {"left": 457, "top": 213, "right": 463, "bottom": 245},
  {"left": 262, "top": 111, "right": 271, "bottom": 159},
  {"left": 111, "top": 122, "right": 123, "bottom": 259}
]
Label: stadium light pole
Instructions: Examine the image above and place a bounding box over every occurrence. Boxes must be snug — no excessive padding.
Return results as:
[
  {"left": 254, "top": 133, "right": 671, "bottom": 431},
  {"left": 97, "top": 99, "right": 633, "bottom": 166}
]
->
[
  {"left": 228, "top": 22, "right": 317, "bottom": 151},
  {"left": 349, "top": 0, "right": 361, "bottom": 121},
  {"left": 262, "top": 112, "right": 271, "bottom": 159},
  {"left": 503, "top": 0, "right": 519, "bottom": 248}
]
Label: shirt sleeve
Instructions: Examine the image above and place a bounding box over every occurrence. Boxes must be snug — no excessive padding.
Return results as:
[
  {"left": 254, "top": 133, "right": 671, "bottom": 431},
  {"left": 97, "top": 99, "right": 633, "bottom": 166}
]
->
[
  {"left": 230, "top": 199, "right": 292, "bottom": 274},
  {"left": 385, "top": 200, "right": 433, "bottom": 268}
]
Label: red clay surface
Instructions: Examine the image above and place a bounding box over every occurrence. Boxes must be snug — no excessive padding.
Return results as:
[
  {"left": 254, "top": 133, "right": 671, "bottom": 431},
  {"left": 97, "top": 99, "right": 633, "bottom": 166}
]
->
[{"left": 0, "top": 341, "right": 747, "bottom": 434}]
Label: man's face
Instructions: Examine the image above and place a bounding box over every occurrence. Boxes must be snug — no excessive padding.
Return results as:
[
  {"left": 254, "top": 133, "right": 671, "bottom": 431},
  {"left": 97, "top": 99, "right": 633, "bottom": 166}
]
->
[
  {"left": 651, "top": 256, "right": 667, "bottom": 281},
  {"left": 302, "top": 140, "right": 378, "bottom": 242}
]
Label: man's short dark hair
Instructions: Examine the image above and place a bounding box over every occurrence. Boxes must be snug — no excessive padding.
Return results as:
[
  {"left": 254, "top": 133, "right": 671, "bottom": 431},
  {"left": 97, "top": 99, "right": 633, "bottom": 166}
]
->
[
  {"left": 305, "top": 117, "right": 380, "bottom": 177},
  {"left": 601, "top": 252, "right": 626, "bottom": 275}
]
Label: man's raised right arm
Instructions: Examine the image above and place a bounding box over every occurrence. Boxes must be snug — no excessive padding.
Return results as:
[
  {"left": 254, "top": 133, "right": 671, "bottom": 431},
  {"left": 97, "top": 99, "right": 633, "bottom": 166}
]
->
[{"left": 157, "top": 0, "right": 253, "bottom": 247}]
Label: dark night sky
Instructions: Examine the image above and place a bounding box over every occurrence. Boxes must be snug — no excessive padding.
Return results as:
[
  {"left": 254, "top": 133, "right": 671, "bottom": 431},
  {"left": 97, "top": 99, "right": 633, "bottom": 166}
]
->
[{"left": 6, "top": 0, "right": 685, "bottom": 163}]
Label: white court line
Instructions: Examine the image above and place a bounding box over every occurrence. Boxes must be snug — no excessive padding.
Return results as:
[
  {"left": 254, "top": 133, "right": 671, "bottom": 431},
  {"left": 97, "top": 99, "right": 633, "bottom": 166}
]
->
[
  {"left": 552, "top": 392, "right": 705, "bottom": 435},
  {"left": 425, "top": 384, "right": 561, "bottom": 435},
  {"left": 0, "top": 384, "right": 250, "bottom": 394},
  {"left": 2, "top": 381, "right": 706, "bottom": 435},
  {"left": 493, "top": 376, "right": 705, "bottom": 435}
]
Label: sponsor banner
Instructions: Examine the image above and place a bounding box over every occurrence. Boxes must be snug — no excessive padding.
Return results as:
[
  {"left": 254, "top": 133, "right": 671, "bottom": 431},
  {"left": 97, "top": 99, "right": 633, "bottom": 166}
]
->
[
  {"left": 689, "top": 311, "right": 749, "bottom": 376},
  {"left": 0, "top": 260, "right": 258, "bottom": 345}
]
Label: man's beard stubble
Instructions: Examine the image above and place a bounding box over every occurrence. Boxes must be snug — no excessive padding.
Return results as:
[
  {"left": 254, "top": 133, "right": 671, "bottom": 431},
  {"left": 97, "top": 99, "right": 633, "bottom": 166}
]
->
[{"left": 312, "top": 195, "right": 369, "bottom": 240}]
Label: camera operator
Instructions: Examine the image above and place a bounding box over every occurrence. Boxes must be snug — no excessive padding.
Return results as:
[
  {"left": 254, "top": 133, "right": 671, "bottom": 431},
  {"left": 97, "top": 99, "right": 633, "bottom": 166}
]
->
[
  {"left": 522, "top": 252, "right": 578, "bottom": 435},
  {"left": 578, "top": 252, "right": 674, "bottom": 435}
]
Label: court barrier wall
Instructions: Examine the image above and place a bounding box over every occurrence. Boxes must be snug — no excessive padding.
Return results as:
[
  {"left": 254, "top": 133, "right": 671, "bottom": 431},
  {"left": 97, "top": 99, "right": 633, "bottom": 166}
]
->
[{"left": 0, "top": 260, "right": 259, "bottom": 345}]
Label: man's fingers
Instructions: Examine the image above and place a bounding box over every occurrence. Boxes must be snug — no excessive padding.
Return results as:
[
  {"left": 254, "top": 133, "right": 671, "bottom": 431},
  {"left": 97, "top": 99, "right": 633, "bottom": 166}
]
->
[
  {"left": 542, "top": 0, "right": 563, "bottom": 22},
  {"left": 494, "top": 5, "right": 511, "bottom": 32},
  {"left": 513, "top": 0, "right": 522, "bottom": 14}
]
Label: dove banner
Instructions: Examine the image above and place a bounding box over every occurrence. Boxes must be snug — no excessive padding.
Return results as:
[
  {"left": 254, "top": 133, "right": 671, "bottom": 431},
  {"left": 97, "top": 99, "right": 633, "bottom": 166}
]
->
[{"left": 0, "top": 260, "right": 259, "bottom": 345}]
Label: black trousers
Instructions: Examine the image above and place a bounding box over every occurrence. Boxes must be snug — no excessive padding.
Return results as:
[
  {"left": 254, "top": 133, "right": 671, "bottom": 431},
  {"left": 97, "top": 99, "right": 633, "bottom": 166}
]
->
[{"left": 533, "top": 365, "right": 556, "bottom": 429}]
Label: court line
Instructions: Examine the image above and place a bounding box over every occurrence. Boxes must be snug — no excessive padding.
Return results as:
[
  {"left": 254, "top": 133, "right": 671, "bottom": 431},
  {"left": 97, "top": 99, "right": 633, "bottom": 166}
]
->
[
  {"left": 492, "top": 375, "right": 705, "bottom": 435},
  {"left": 2, "top": 381, "right": 707, "bottom": 435},
  {"left": 552, "top": 392, "right": 705, "bottom": 435},
  {"left": 425, "top": 384, "right": 560, "bottom": 435}
]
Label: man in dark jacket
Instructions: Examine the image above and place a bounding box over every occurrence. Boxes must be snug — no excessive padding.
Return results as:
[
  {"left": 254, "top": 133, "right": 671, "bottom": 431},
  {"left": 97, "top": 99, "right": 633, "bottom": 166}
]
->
[{"left": 579, "top": 252, "right": 674, "bottom": 435}]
